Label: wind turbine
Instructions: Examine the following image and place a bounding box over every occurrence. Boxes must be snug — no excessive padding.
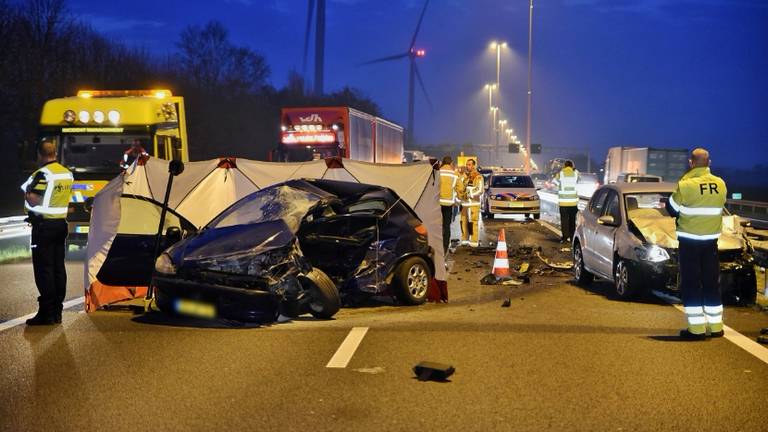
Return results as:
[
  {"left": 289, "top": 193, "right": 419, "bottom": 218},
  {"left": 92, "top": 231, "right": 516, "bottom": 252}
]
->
[
  {"left": 359, "top": 0, "right": 432, "bottom": 147},
  {"left": 303, "top": 0, "right": 326, "bottom": 95}
]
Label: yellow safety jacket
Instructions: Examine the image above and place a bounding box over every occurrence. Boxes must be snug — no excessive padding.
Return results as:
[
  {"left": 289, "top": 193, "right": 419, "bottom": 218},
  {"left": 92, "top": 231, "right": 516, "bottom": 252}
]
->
[
  {"left": 557, "top": 167, "right": 579, "bottom": 207},
  {"left": 439, "top": 165, "right": 458, "bottom": 206},
  {"left": 669, "top": 167, "right": 726, "bottom": 240},
  {"left": 20, "top": 161, "right": 73, "bottom": 219},
  {"left": 461, "top": 172, "right": 484, "bottom": 207}
]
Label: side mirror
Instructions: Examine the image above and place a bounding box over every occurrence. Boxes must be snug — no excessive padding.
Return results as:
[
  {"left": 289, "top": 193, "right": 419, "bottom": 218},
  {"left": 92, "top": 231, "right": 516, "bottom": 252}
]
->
[
  {"left": 598, "top": 215, "right": 616, "bottom": 226},
  {"left": 165, "top": 226, "right": 182, "bottom": 244}
]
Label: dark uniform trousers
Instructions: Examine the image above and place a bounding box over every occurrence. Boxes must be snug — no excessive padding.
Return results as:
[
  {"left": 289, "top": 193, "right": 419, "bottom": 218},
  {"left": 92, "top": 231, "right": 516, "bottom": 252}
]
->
[
  {"left": 559, "top": 206, "right": 578, "bottom": 242},
  {"left": 678, "top": 237, "right": 721, "bottom": 310},
  {"left": 441, "top": 205, "right": 453, "bottom": 254},
  {"left": 31, "top": 219, "right": 68, "bottom": 317}
]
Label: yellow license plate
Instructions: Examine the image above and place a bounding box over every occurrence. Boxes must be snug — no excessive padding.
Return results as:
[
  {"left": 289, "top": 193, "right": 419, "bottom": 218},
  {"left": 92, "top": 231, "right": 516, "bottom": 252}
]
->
[
  {"left": 175, "top": 299, "right": 216, "bottom": 319},
  {"left": 508, "top": 201, "right": 523, "bottom": 207},
  {"left": 74, "top": 226, "right": 90, "bottom": 234}
]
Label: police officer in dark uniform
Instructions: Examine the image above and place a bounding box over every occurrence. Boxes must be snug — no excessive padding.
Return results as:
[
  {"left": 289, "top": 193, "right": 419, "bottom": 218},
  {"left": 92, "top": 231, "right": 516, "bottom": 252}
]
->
[
  {"left": 21, "top": 140, "right": 73, "bottom": 325},
  {"left": 667, "top": 148, "right": 727, "bottom": 340}
]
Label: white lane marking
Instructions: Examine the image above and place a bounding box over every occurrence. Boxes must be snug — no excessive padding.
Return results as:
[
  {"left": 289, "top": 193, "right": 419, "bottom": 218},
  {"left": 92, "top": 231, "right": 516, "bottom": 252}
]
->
[
  {"left": 537, "top": 219, "right": 562, "bottom": 237},
  {"left": 326, "top": 327, "right": 369, "bottom": 368},
  {"left": 0, "top": 296, "right": 84, "bottom": 333},
  {"left": 671, "top": 304, "right": 768, "bottom": 364}
]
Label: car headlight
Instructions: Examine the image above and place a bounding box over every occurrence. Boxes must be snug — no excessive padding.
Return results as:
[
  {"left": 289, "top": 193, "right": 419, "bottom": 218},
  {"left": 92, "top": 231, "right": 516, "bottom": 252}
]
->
[
  {"left": 155, "top": 253, "right": 177, "bottom": 274},
  {"left": 635, "top": 245, "right": 669, "bottom": 262}
]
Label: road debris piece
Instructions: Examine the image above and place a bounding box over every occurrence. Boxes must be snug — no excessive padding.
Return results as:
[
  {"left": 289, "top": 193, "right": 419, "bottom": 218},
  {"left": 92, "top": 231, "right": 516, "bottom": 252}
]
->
[
  {"left": 536, "top": 251, "right": 573, "bottom": 270},
  {"left": 480, "top": 273, "right": 526, "bottom": 286},
  {"left": 560, "top": 247, "right": 571, "bottom": 253},
  {"left": 501, "top": 278, "right": 523, "bottom": 286},
  {"left": 353, "top": 366, "right": 386, "bottom": 374},
  {"left": 515, "top": 262, "right": 530, "bottom": 274},
  {"left": 413, "top": 361, "right": 455, "bottom": 382},
  {"left": 501, "top": 298, "right": 511, "bottom": 307}
]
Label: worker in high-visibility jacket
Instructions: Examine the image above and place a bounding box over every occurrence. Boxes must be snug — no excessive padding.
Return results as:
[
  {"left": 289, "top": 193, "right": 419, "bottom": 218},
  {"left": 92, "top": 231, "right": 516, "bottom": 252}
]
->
[
  {"left": 460, "top": 158, "right": 484, "bottom": 247},
  {"left": 20, "top": 140, "right": 74, "bottom": 325},
  {"left": 666, "top": 148, "right": 727, "bottom": 340},
  {"left": 556, "top": 160, "right": 579, "bottom": 243},
  {"left": 439, "top": 156, "right": 458, "bottom": 254}
]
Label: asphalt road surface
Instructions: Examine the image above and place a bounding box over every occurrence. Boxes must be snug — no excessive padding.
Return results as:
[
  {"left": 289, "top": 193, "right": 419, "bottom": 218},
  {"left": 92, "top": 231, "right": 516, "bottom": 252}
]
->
[{"left": 1, "top": 218, "right": 767, "bottom": 432}]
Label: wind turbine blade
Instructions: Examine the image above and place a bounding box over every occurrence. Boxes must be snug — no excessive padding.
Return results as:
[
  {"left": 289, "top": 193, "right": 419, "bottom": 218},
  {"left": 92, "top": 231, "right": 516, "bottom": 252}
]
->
[
  {"left": 302, "top": 0, "right": 316, "bottom": 78},
  {"left": 409, "top": 0, "right": 431, "bottom": 50},
  {"left": 358, "top": 52, "right": 410, "bottom": 66},
  {"left": 414, "top": 62, "right": 433, "bottom": 111}
]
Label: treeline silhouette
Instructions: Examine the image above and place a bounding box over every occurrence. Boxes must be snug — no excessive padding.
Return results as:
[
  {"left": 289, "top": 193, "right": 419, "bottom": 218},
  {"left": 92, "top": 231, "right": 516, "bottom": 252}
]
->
[{"left": 0, "top": 0, "right": 381, "bottom": 166}]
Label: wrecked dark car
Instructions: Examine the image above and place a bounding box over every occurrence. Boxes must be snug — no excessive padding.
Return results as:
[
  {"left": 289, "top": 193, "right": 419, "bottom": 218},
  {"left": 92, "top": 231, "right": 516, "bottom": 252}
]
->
[
  {"left": 572, "top": 182, "right": 756, "bottom": 305},
  {"left": 152, "top": 179, "right": 434, "bottom": 322}
]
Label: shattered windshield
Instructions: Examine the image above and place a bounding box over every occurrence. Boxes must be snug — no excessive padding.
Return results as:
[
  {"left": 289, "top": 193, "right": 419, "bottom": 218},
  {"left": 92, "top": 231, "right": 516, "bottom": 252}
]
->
[
  {"left": 624, "top": 192, "right": 671, "bottom": 219},
  {"left": 207, "top": 185, "right": 322, "bottom": 231}
]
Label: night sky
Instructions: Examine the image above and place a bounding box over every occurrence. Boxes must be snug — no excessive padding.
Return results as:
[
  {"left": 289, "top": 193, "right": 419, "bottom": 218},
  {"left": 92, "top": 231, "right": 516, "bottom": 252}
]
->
[{"left": 69, "top": 0, "right": 768, "bottom": 170}]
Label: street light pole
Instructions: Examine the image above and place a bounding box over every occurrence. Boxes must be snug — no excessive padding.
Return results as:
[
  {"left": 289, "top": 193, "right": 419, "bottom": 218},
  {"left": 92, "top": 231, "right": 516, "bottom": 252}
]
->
[
  {"left": 486, "top": 83, "right": 496, "bottom": 146},
  {"left": 525, "top": 0, "right": 534, "bottom": 174}
]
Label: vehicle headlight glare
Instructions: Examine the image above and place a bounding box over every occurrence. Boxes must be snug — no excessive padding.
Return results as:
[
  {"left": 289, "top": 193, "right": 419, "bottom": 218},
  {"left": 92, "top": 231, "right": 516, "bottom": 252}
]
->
[
  {"left": 155, "top": 253, "right": 177, "bottom": 274},
  {"left": 92, "top": 110, "right": 105, "bottom": 123},
  {"left": 63, "top": 110, "right": 76, "bottom": 123},
  {"left": 78, "top": 110, "right": 90, "bottom": 123},
  {"left": 108, "top": 110, "right": 120, "bottom": 124},
  {"left": 636, "top": 245, "right": 669, "bottom": 262}
]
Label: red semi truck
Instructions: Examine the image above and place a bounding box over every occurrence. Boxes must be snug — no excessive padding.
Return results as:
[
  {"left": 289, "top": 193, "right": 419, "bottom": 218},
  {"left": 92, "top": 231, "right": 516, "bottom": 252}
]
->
[{"left": 275, "top": 106, "right": 404, "bottom": 163}]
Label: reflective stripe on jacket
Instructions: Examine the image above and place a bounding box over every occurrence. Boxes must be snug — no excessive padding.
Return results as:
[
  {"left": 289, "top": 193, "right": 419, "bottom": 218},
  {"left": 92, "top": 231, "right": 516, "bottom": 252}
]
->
[
  {"left": 461, "top": 172, "right": 484, "bottom": 207},
  {"left": 557, "top": 167, "right": 579, "bottom": 207},
  {"left": 20, "top": 162, "right": 73, "bottom": 219},
  {"left": 439, "top": 166, "right": 458, "bottom": 206},
  {"left": 669, "top": 167, "right": 726, "bottom": 240}
]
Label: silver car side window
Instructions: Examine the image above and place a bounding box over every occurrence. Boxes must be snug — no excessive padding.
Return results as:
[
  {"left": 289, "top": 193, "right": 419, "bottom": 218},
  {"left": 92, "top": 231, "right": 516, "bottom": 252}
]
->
[
  {"left": 589, "top": 189, "right": 608, "bottom": 216},
  {"left": 604, "top": 191, "right": 621, "bottom": 222}
]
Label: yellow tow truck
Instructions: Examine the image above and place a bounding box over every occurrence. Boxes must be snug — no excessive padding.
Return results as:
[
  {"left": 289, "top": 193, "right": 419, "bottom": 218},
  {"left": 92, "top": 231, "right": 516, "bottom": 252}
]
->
[{"left": 37, "top": 89, "right": 189, "bottom": 246}]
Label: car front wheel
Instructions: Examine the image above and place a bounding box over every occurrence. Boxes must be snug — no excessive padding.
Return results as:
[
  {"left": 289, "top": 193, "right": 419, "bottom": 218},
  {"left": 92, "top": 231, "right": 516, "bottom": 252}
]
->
[
  {"left": 393, "top": 257, "right": 432, "bottom": 305},
  {"left": 300, "top": 268, "right": 341, "bottom": 319},
  {"left": 614, "top": 259, "right": 638, "bottom": 299}
]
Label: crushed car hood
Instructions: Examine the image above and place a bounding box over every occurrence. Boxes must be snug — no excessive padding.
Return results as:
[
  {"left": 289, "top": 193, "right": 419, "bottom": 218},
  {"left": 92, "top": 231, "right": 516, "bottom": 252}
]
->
[
  {"left": 167, "top": 220, "right": 299, "bottom": 276},
  {"left": 629, "top": 210, "right": 743, "bottom": 250}
]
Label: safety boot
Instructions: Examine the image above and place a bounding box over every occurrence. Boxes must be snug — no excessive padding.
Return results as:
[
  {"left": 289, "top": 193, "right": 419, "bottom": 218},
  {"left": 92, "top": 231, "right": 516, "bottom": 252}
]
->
[
  {"left": 679, "top": 329, "right": 706, "bottom": 341},
  {"left": 26, "top": 313, "right": 58, "bottom": 326}
]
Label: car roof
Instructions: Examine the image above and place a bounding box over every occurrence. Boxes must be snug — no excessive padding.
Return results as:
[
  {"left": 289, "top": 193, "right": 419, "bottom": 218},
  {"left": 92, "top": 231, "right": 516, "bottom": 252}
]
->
[{"left": 600, "top": 182, "right": 677, "bottom": 194}]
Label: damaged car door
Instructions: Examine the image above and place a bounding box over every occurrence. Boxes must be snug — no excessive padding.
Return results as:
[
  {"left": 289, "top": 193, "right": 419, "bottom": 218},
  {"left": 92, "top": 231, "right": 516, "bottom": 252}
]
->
[
  {"left": 298, "top": 200, "right": 383, "bottom": 282},
  {"left": 592, "top": 190, "right": 622, "bottom": 278},
  {"left": 97, "top": 195, "right": 196, "bottom": 287}
]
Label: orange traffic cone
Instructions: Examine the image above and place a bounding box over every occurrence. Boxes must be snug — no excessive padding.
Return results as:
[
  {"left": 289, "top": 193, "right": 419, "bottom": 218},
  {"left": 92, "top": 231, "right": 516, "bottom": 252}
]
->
[{"left": 492, "top": 229, "right": 510, "bottom": 278}]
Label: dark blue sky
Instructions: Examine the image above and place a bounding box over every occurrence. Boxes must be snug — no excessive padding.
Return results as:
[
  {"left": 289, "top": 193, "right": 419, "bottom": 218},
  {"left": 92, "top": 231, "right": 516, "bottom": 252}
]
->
[{"left": 69, "top": 0, "right": 768, "bottom": 169}]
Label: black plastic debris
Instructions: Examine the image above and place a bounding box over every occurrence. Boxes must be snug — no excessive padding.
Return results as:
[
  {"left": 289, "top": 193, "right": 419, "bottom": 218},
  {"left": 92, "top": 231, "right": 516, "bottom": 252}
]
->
[
  {"left": 501, "top": 298, "right": 511, "bottom": 307},
  {"left": 480, "top": 273, "right": 525, "bottom": 286},
  {"left": 414, "top": 361, "right": 455, "bottom": 382}
]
